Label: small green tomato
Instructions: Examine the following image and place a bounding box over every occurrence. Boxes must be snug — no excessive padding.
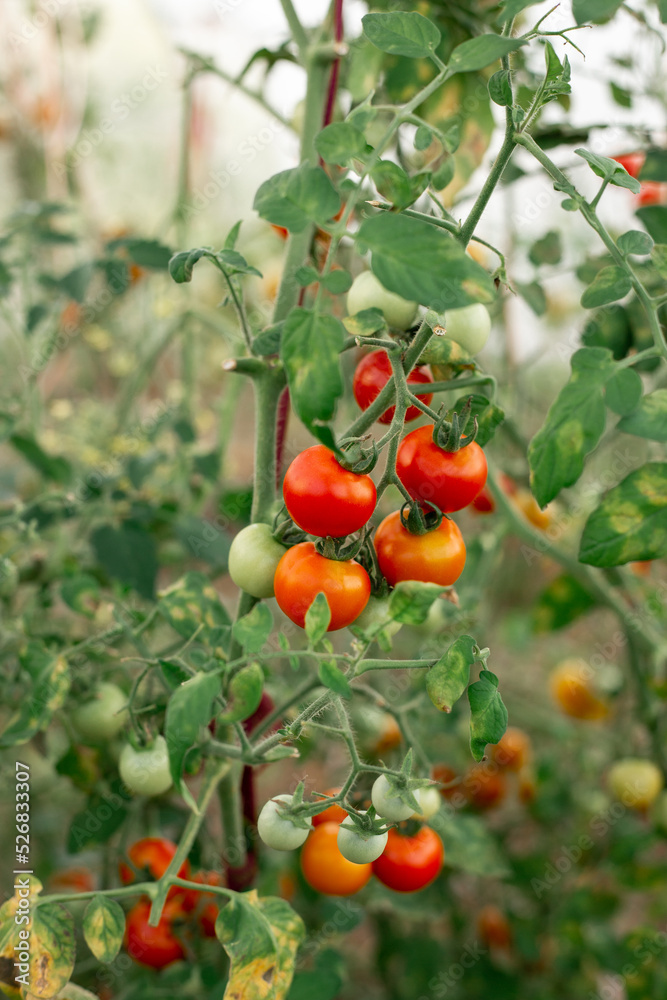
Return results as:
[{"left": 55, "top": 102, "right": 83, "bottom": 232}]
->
[
  {"left": 257, "top": 793, "right": 312, "bottom": 851},
  {"left": 71, "top": 683, "right": 129, "bottom": 743},
  {"left": 443, "top": 303, "right": 491, "bottom": 356},
  {"left": 349, "top": 596, "right": 402, "bottom": 640},
  {"left": 371, "top": 774, "right": 415, "bottom": 822},
  {"left": 347, "top": 272, "right": 417, "bottom": 330},
  {"left": 337, "top": 814, "right": 388, "bottom": 864},
  {"left": 411, "top": 786, "right": 441, "bottom": 821},
  {"left": 119, "top": 736, "right": 173, "bottom": 797},
  {"left": 228, "top": 523, "right": 286, "bottom": 599}
]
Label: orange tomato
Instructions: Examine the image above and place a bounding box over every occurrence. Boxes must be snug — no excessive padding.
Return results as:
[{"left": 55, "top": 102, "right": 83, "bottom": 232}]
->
[
  {"left": 300, "top": 822, "right": 372, "bottom": 896},
  {"left": 48, "top": 867, "right": 95, "bottom": 894},
  {"left": 373, "top": 715, "right": 403, "bottom": 756},
  {"left": 550, "top": 660, "right": 608, "bottom": 721},
  {"left": 491, "top": 727, "right": 531, "bottom": 771},
  {"left": 431, "top": 764, "right": 463, "bottom": 803},
  {"left": 463, "top": 765, "right": 507, "bottom": 809},
  {"left": 477, "top": 904, "right": 512, "bottom": 949},
  {"left": 374, "top": 510, "right": 466, "bottom": 587},
  {"left": 514, "top": 488, "right": 552, "bottom": 531},
  {"left": 312, "top": 788, "right": 348, "bottom": 827}
]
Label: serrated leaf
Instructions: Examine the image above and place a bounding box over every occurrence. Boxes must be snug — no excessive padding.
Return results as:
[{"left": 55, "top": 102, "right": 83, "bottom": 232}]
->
[
  {"left": 388, "top": 581, "right": 445, "bottom": 624},
  {"left": 232, "top": 603, "right": 273, "bottom": 653},
  {"left": 315, "top": 123, "right": 367, "bottom": 165},
  {"left": 362, "top": 11, "right": 441, "bottom": 58},
  {"left": 618, "top": 389, "right": 667, "bottom": 441},
  {"left": 82, "top": 896, "right": 124, "bottom": 964},
  {"left": 305, "top": 593, "right": 331, "bottom": 645},
  {"left": 220, "top": 661, "right": 264, "bottom": 724},
  {"left": 318, "top": 659, "right": 351, "bottom": 698},
  {"left": 0, "top": 652, "right": 70, "bottom": 749},
  {"left": 281, "top": 308, "right": 344, "bottom": 427},
  {"left": 580, "top": 266, "right": 632, "bottom": 308},
  {"left": 357, "top": 214, "right": 494, "bottom": 311},
  {"left": 528, "top": 347, "right": 615, "bottom": 506},
  {"left": 618, "top": 230, "right": 653, "bottom": 255},
  {"left": 448, "top": 35, "right": 526, "bottom": 74},
  {"left": 426, "top": 635, "right": 477, "bottom": 712},
  {"left": 604, "top": 368, "right": 643, "bottom": 415},
  {"left": 579, "top": 462, "right": 667, "bottom": 566},
  {"left": 253, "top": 165, "right": 340, "bottom": 233},
  {"left": 165, "top": 671, "right": 221, "bottom": 797},
  {"left": 468, "top": 669, "right": 507, "bottom": 762}
]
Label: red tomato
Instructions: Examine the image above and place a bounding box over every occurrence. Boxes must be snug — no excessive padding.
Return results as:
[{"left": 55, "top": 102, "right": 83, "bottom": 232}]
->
[
  {"left": 374, "top": 510, "right": 466, "bottom": 587},
  {"left": 274, "top": 542, "right": 370, "bottom": 631},
  {"left": 471, "top": 486, "right": 495, "bottom": 513},
  {"left": 312, "top": 788, "right": 348, "bottom": 827},
  {"left": 477, "top": 904, "right": 512, "bottom": 949},
  {"left": 300, "top": 822, "right": 372, "bottom": 895},
  {"left": 119, "top": 838, "right": 190, "bottom": 906},
  {"left": 125, "top": 897, "right": 185, "bottom": 969},
  {"left": 613, "top": 154, "right": 665, "bottom": 206},
  {"left": 613, "top": 153, "right": 644, "bottom": 178},
  {"left": 190, "top": 870, "right": 223, "bottom": 937},
  {"left": 48, "top": 867, "right": 95, "bottom": 894},
  {"left": 353, "top": 350, "right": 433, "bottom": 425},
  {"left": 283, "top": 445, "right": 377, "bottom": 538},
  {"left": 372, "top": 826, "right": 444, "bottom": 893},
  {"left": 396, "top": 426, "right": 487, "bottom": 513},
  {"left": 463, "top": 766, "right": 507, "bottom": 809}
]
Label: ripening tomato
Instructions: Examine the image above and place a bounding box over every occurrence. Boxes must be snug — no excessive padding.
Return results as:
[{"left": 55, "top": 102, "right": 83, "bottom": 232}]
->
[
  {"left": 471, "top": 487, "right": 495, "bottom": 513},
  {"left": 477, "top": 904, "right": 512, "bottom": 949},
  {"left": 464, "top": 765, "right": 507, "bottom": 809},
  {"left": 274, "top": 542, "right": 370, "bottom": 631},
  {"left": 119, "top": 838, "right": 190, "bottom": 907},
  {"left": 613, "top": 152, "right": 644, "bottom": 178},
  {"left": 374, "top": 510, "right": 466, "bottom": 587},
  {"left": 48, "top": 867, "right": 95, "bottom": 894},
  {"left": 607, "top": 758, "right": 663, "bottom": 810},
  {"left": 612, "top": 154, "right": 664, "bottom": 206},
  {"left": 550, "top": 659, "right": 609, "bottom": 721},
  {"left": 352, "top": 350, "right": 433, "bottom": 425},
  {"left": 513, "top": 488, "right": 553, "bottom": 531},
  {"left": 432, "top": 764, "right": 462, "bottom": 803},
  {"left": 312, "top": 788, "right": 348, "bottom": 827},
  {"left": 283, "top": 445, "right": 376, "bottom": 538},
  {"left": 372, "top": 826, "right": 444, "bottom": 893},
  {"left": 490, "top": 727, "right": 531, "bottom": 771},
  {"left": 125, "top": 898, "right": 185, "bottom": 969},
  {"left": 443, "top": 303, "right": 491, "bottom": 356},
  {"left": 396, "top": 426, "right": 487, "bottom": 513},
  {"left": 301, "top": 822, "right": 372, "bottom": 895}
]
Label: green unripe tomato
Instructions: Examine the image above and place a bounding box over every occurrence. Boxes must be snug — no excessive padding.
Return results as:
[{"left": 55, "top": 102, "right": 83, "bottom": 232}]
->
[
  {"left": 347, "top": 272, "right": 417, "bottom": 330},
  {"left": 411, "top": 786, "right": 441, "bottom": 821},
  {"left": 257, "top": 793, "right": 312, "bottom": 851},
  {"left": 119, "top": 736, "right": 173, "bottom": 797},
  {"left": 228, "top": 523, "right": 286, "bottom": 599},
  {"left": 607, "top": 758, "right": 663, "bottom": 810},
  {"left": 371, "top": 774, "right": 415, "bottom": 822},
  {"left": 71, "top": 683, "right": 129, "bottom": 743},
  {"left": 349, "top": 596, "right": 402, "bottom": 640},
  {"left": 443, "top": 303, "right": 491, "bottom": 356},
  {"left": 337, "top": 814, "right": 388, "bottom": 864}
]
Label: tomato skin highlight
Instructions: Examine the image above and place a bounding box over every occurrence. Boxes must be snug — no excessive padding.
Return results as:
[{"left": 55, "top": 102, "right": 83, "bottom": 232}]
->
[
  {"left": 372, "top": 826, "right": 444, "bottom": 893},
  {"left": 283, "top": 445, "right": 376, "bottom": 538},
  {"left": 396, "top": 426, "right": 487, "bottom": 513},
  {"left": 274, "top": 542, "right": 370, "bottom": 631},
  {"left": 125, "top": 898, "right": 185, "bottom": 969},
  {"left": 374, "top": 511, "right": 466, "bottom": 587},
  {"left": 353, "top": 350, "right": 433, "bottom": 425},
  {"left": 300, "top": 822, "right": 372, "bottom": 895}
]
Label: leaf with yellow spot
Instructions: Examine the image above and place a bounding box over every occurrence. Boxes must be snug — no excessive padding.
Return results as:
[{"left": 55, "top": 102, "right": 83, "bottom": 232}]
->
[
  {"left": 158, "top": 571, "right": 231, "bottom": 651},
  {"left": 19, "top": 905, "right": 75, "bottom": 999},
  {"left": 579, "top": 462, "right": 667, "bottom": 566},
  {"left": 215, "top": 890, "right": 305, "bottom": 1000},
  {"left": 82, "top": 896, "right": 124, "bottom": 964},
  {"left": 0, "top": 649, "right": 70, "bottom": 749}
]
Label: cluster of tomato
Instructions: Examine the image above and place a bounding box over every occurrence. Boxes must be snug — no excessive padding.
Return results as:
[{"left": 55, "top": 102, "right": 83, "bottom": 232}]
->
[
  {"left": 257, "top": 776, "right": 445, "bottom": 896},
  {"left": 119, "top": 837, "right": 222, "bottom": 969}
]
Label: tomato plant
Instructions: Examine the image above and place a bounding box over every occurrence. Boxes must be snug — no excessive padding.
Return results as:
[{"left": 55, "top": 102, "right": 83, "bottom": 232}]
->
[
  {"left": 282, "top": 445, "right": 376, "bottom": 538},
  {"left": 273, "top": 541, "right": 370, "bottom": 630},
  {"left": 300, "top": 822, "right": 372, "bottom": 895},
  {"left": 124, "top": 898, "right": 186, "bottom": 969},
  {"left": 353, "top": 350, "right": 433, "bottom": 424},
  {"left": 396, "top": 426, "right": 488, "bottom": 512},
  {"left": 374, "top": 509, "right": 466, "bottom": 586},
  {"left": 227, "top": 523, "right": 286, "bottom": 598}
]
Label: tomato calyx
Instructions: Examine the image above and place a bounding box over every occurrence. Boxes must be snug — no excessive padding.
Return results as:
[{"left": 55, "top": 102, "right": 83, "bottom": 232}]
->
[
  {"left": 399, "top": 499, "right": 445, "bottom": 536},
  {"left": 315, "top": 529, "right": 370, "bottom": 562},
  {"left": 433, "top": 395, "right": 478, "bottom": 451},
  {"left": 272, "top": 781, "right": 313, "bottom": 832},
  {"left": 338, "top": 804, "right": 390, "bottom": 839},
  {"left": 273, "top": 510, "right": 308, "bottom": 547},
  {"left": 338, "top": 436, "right": 378, "bottom": 475}
]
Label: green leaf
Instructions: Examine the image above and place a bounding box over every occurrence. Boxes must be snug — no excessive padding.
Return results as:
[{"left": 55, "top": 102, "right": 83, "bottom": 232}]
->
[
  {"left": 58, "top": 262, "right": 94, "bottom": 302},
  {"left": 639, "top": 148, "right": 667, "bottom": 181},
  {"left": 91, "top": 522, "right": 158, "bottom": 599},
  {"left": 651, "top": 243, "right": 667, "bottom": 279},
  {"left": 580, "top": 266, "right": 632, "bottom": 308},
  {"left": 0, "top": 651, "right": 70, "bottom": 748},
  {"left": 315, "top": 123, "right": 367, "bottom": 165},
  {"left": 216, "top": 891, "right": 305, "bottom": 999},
  {"left": 452, "top": 394, "right": 504, "bottom": 447},
  {"left": 305, "top": 593, "right": 331, "bottom": 645},
  {"left": 468, "top": 669, "right": 508, "bottom": 762},
  {"left": 575, "top": 148, "right": 640, "bottom": 193},
  {"left": 342, "top": 307, "right": 386, "bottom": 337},
  {"left": 431, "top": 157, "right": 456, "bottom": 191},
  {"left": 618, "top": 389, "right": 667, "bottom": 441},
  {"left": 610, "top": 82, "right": 632, "bottom": 108},
  {"left": 60, "top": 573, "right": 101, "bottom": 618},
  {"left": 543, "top": 43, "right": 571, "bottom": 102},
  {"left": 362, "top": 11, "right": 441, "bottom": 58},
  {"left": 225, "top": 220, "right": 242, "bottom": 249},
  {"left": 26, "top": 903, "right": 76, "bottom": 998},
  {"left": 253, "top": 165, "right": 340, "bottom": 233},
  {"left": 426, "top": 635, "right": 477, "bottom": 712},
  {"left": 448, "top": 35, "right": 526, "bottom": 74},
  {"left": 67, "top": 782, "right": 130, "bottom": 852},
  {"left": 357, "top": 213, "right": 494, "bottom": 311},
  {"left": 496, "top": 0, "right": 542, "bottom": 23},
  {"left": 288, "top": 949, "right": 345, "bottom": 1000},
  {"left": 604, "top": 368, "right": 643, "bottom": 415},
  {"left": 529, "top": 230, "right": 562, "bottom": 266},
  {"left": 515, "top": 280, "right": 547, "bottom": 316},
  {"left": 415, "top": 125, "right": 434, "bottom": 150},
  {"left": 232, "top": 603, "right": 273, "bottom": 653},
  {"left": 165, "top": 671, "right": 221, "bottom": 798},
  {"left": 83, "top": 895, "right": 124, "bottom": 964},
  {"left": 618, "top": 230, "right": 654, "bottom": 255},
  {"left": 158, "top": 571, "right": 231, "bottom": 653},
  {"left": 431, "top": 811, "right": 509, "bottom": 877},
  {"left": 573, "top": 0, "right": 624, "bottom": 23},
  {"left": 107, "top": 237, "right": 173, "bottom": 269},
  {"left": 579, "top": 463, "right": 667, "bottom": 566},
  {"left": 636, "top": 206, "right": 667, "bottom": 244},
  {"left": 281, "top": 308, "right": 345, "bottom": 427},
  {"left": 322, "top": 269, "right": 352, "bottom": 294},
  {"left": 388, "top": 581, "right": 445, "bottom": 624},
  {"left": 219, "top": 661, "right": 264, "bottom": 724},
  {"left": 533, "top": 574, "right": 597, "bottom": 632},
  {"left": 9, "top": 433, "right": 72, "bottom": 483},
  {"left": 528, "top": 347, "right": 615, "bottom": 506},
  {"left": 318, "top": 659, "right": 351, "bottom": 699},
  {"left": 372, "top": 160, "right": 414, "bottom": 209},
  {"left": 581, "top": 304, "right": 631, "bottom": 360},
  {"left": 488, "top": 69, "right": 512, "bottom": 107},
  {"left": 253, "top": 322, "right": 283, "bottom": 356}
]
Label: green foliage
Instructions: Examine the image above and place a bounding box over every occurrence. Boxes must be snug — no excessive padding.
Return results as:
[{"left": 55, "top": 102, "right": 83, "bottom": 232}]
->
[{"left": 579, "top": 463, "right": 667, "bottom": 565}]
